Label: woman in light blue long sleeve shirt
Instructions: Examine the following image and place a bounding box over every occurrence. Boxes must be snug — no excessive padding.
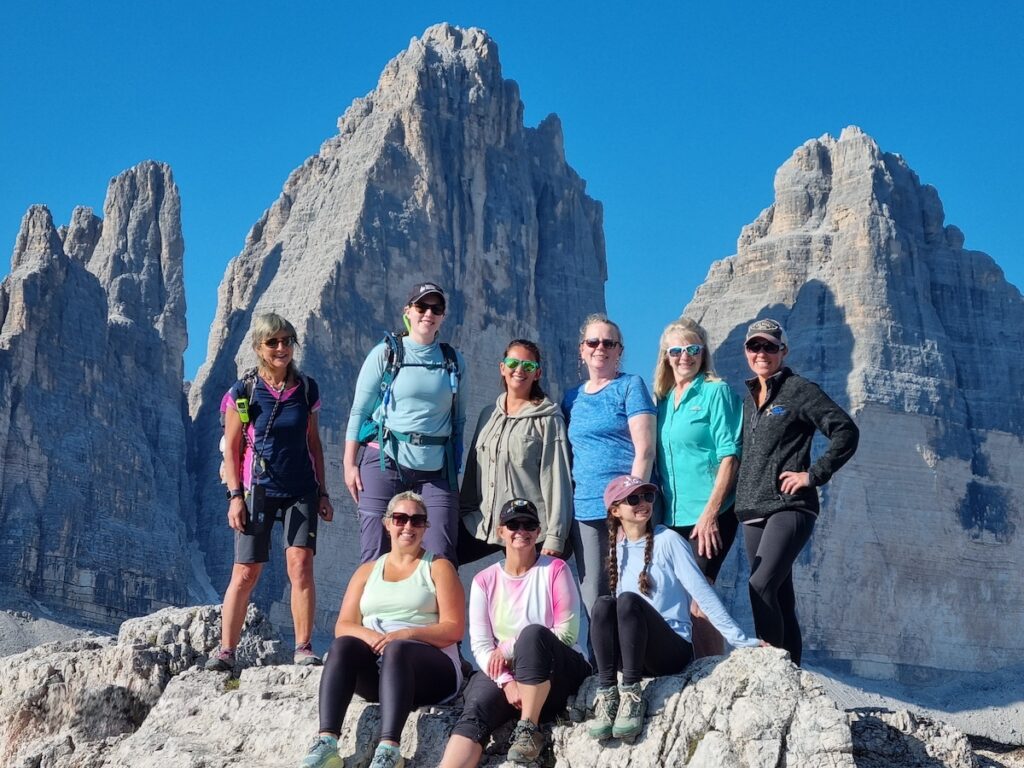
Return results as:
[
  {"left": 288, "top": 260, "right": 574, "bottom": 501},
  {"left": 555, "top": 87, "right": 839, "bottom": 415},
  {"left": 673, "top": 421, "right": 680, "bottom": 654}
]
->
[{"left": 586, "top": 475, "right": 760, "bottom": 743}]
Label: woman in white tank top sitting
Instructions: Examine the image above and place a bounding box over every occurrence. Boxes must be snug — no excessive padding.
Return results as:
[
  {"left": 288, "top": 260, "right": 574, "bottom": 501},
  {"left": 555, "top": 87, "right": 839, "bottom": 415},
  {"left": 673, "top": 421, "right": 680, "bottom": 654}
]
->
[{"left": 301, "top": 491, "right": 466, "bottom": 768}]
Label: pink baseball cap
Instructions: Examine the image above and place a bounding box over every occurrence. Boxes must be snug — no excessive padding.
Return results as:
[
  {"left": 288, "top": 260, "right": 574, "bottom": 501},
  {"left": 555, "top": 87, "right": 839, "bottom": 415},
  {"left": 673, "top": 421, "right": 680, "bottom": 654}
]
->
[{"left": 603, "top": 475, "right": 659, "bottom": 510}]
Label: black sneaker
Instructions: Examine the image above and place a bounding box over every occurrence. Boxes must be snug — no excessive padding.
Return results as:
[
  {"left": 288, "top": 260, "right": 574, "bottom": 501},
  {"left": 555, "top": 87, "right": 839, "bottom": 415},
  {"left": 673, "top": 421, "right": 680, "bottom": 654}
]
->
[{"left": 204, "top": 647, "right": 235, "bottom": 672}]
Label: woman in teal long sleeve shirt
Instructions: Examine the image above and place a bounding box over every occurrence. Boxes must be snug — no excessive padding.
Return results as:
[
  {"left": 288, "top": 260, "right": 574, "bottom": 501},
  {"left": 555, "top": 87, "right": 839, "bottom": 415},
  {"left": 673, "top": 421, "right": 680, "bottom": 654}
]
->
[{"left": 653, "top": 317, "right": 742, "bottom": 656}]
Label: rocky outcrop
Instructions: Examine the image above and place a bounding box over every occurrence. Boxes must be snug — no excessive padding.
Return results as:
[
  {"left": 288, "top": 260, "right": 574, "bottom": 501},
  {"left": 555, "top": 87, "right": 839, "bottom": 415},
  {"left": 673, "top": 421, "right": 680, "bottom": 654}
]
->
[
  {"left": 186, "top": 24, "right": 607, "bottom": 626},
  {"left": 0, "top": 604, "right": 284, "bottom": 768},
  {"left": 685, "top": 126, "right": 1024, "bottom": 677},
  {"left": 0, "top": 163, "right": 203, "bottom": 629},
  {"left": 0, "top": 605, "right": 984, "bottom": 768}
]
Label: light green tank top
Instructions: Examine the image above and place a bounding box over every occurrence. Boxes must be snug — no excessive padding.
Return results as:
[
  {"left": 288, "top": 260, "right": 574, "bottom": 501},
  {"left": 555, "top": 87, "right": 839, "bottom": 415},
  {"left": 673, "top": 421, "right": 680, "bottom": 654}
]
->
[{"left": 360, "top": 550, "right": 439, "bottom": 632}]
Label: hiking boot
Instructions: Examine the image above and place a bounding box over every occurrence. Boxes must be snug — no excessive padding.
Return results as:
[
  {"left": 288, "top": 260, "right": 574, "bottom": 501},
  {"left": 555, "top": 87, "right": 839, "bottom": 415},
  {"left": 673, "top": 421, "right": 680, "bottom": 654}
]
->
[
  {"left": 507, "top": 719, "right": 544, "bottom": 764},
  {"left": 300, "top": 734, "right": 341, "bottom": 768},
  {"left": 367, "top": 743, "right": 405, "bottom": 768},
  {"left": 294, "top": 642, "right": 322, "bottom": 666},
  {"left": 612, "top": 682, "right": 646, "bottom": 742},
  {"left": 204, "top": 647, "right": 235, "bottom": 672},
  {"left": 588, "top": 685, "right": 620, "bottom": 740}
]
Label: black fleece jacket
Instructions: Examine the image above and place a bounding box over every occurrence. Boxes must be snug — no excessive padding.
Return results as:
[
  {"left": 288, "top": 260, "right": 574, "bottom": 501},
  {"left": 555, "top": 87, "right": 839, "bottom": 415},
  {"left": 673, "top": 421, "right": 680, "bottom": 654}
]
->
[{"left": 734, "top": 367, "right": 859, "bottom": 521}]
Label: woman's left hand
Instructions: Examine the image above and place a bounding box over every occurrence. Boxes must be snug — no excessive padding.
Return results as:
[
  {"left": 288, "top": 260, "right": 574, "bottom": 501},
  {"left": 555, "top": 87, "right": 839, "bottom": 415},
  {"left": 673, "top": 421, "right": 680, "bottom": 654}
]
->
[
  {"left": 318, "top": 496, "right": 334, "bottom": 522},
  {"left": 540, "top": 548, "right": 561, "bottom": 558},
  {"left": 372, "top": 628, "right": 413, "bottom": 654},
  {"left": 690, "top": 512, "right": 722, "bottom": 559},
  {"left": 778, "top": 471, "right": 811, "bottom": 495}
]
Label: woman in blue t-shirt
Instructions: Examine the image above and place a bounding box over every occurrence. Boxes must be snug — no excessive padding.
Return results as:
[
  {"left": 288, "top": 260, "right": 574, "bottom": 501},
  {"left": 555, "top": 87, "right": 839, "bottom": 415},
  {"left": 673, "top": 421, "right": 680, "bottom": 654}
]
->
[
  {"left": 207, "top": 313, "right": 333, "bottom": 672},
  {"left": 561, "top": 313, "right": 655, "bottom": 616}
]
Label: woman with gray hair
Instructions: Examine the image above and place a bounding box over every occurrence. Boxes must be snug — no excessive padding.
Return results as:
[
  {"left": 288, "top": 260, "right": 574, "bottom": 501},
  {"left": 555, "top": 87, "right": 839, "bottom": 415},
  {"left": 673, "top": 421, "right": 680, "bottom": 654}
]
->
[
  {"left": 207, "top": 313, "right": 333, "bottom": 671},
  {"left": 652, "top": 316, "right": 742, "bottom": 656}
]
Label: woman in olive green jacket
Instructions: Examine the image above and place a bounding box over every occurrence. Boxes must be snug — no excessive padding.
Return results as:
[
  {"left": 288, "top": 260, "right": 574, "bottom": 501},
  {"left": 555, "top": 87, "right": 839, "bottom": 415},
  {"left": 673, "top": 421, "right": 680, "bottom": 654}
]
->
[{"left": 458, "top": 339, "right": 573, "bottom": 563}]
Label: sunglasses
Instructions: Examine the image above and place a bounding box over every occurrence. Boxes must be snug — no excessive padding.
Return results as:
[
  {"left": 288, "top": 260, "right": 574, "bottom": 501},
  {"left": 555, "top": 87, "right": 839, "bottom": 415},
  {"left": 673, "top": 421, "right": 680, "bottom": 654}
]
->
[
  {"left": 667, "top": 344, "right": 704, "bottom": 358},
  {"left": 263, "top": 336, "right": 296, "bottom": 349},
  {"left": 615, "top": 491, "right": 656, "bottom": 506},
  {"left": 411, "top": 301, "right": 446, "bottom": 316},
  {"left": 745, "top": 340, "right": 782, "bottom": 354},
  {"left": 503, "top": 357, "right": 540, "bottom": 373},
  {"left": 583, "top": 338, "right": 621, "bottom": 350},
  {"left": 389, "top": 512, "right": 429, "bottom": 528},
  {"left": 504, "top": 519, "right": 540, "bottom": 532}
]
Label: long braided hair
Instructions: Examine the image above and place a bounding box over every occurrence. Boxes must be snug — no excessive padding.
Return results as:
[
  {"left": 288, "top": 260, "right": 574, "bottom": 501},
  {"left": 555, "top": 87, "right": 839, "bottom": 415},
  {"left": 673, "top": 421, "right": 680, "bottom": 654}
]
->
[{"left": 606, "top": 503, "right": 656, "bottom": 597}]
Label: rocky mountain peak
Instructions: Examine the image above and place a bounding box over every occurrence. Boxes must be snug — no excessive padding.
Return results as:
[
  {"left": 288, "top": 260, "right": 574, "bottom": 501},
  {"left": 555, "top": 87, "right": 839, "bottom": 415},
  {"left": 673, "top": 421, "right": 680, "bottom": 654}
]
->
[
  {"left": 688, "top": 126, "right": 1024, "bottom": 676},
  {"left": 0, "top": 160, "right": 196, "bottom": 628},
  {"left": 188, "top": 24, "right": 606, "bottom": 625},
  {"left": 9, "top": 205, "right": 65, "bottom": 273}
]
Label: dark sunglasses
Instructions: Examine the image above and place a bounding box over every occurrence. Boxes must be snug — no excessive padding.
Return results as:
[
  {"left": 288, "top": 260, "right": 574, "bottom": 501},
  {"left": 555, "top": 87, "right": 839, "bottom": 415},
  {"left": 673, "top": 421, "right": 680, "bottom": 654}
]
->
[
  {"left": 503, "top": 357, "right": 540, "bottom": 373},
  {"left": 504, "top": 519, "right": 540, "bottom": 532},
  {"left": 746, "top": 340, "right": 782, "bottom": 354},
  {"left": 412, "top": 301, "right": 446, "bottom": 316},
  {"left": 615, "top": 491, "right": 656, "bottom": 506},
  {"left": 667, "top": 344, "right": 704, "bottom": 358},
  {"left": 263, "top": 336, "right": 296, "bottom": 349},
  {"left": 583, "top": 338, "right": 621, "bottom": 350},
  {"left": 389, "top": 512, "right": 429, "bottom": 528}
]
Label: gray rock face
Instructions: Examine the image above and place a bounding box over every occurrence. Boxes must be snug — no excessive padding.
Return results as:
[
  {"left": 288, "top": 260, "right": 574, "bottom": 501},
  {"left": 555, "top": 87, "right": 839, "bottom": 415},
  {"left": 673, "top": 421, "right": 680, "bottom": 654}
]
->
[
  {"left": 685, "top": 126, "right": 1024, "bottom": 677},
  {"left": 0, "top": 163, "right": 199, "bottom": 629},
  {"left": 186, "top": 23, "right": 606, "bottom": 626}
]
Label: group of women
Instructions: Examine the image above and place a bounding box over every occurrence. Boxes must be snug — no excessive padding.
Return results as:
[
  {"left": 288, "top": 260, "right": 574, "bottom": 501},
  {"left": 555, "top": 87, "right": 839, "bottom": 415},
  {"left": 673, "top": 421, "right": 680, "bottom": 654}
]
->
[{"left": 209, "top": 281, "right": 859, "bottom": 768}]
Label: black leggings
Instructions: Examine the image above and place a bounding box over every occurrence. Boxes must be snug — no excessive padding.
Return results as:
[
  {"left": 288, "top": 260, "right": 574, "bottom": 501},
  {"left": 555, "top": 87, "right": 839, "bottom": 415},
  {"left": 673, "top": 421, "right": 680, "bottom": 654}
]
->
[
  {"left": 318, "top": 635, "right": 458, "bottom": 741},
  {"left": 591, "top": 592, "right": 694, "bottom": 687},
  {"left": 450, "top": 624, "right": 591, "bottom": 744},
  {"left": 743, "top": 509, "right": 816, "bottom": 666}
]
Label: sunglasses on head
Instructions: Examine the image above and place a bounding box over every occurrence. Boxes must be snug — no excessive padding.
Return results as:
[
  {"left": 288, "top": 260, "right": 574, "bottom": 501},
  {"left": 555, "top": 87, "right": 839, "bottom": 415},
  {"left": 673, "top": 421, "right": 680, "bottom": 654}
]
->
[
  {"left": 583, "top": 338, "right": 621, "bottom": 350},
  {"left": 745, "top": 340, "right": 782, "bottom": 354},
  {"left": 389, "top": 512, "right": 429, "bottom": 528},
  {"left": 263, "top": 336, "right": 296, "bottom": 349},
  {"left": 615, "top": 491, "right": 656, "bottom": 506},
  {"left": 503, "top": 357, "right": 540, "bottom": 373},
  {"left": 411, "top": 301, "right": 446, "bottom": 316},
  {"left": 504, "top": 519, "right": 540, "bottom": 532},
  {"left": 667, "top": 344, "right": 704, "bottom": 358}
]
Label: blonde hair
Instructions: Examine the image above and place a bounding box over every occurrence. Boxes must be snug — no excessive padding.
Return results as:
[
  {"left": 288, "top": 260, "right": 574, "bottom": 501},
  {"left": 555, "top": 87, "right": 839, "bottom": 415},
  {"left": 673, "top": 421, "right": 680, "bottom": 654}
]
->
[
  {"left": 251, "top": 313, "right": 299, "bottom": 380},
  {"left": 652, "top": 317, "right": 719, "bottom": 400}
]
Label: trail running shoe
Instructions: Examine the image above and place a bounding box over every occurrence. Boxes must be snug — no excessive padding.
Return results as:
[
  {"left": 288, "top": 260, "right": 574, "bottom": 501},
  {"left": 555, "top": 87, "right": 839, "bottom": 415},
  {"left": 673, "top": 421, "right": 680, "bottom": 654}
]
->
[
  {"left": 588, "top": 685, "right": 620, "bottom": 740},
  {"left": 507, "top": 719, "right": 544, "bottom": 764},
  {"left": 300, "top": 734, "right": 341, "bottom": 768},
  {"left": 294, "top": 642, "right": 323, "bottom": 666},
  {"left": 367, "top": 743, "right": 405, "bottom": 768},
  {"left": 204, "top": 647, "right": 235, "bottom": 672},
  {"left": 612, "top": 682, "right": 646, "bottom": 742}
]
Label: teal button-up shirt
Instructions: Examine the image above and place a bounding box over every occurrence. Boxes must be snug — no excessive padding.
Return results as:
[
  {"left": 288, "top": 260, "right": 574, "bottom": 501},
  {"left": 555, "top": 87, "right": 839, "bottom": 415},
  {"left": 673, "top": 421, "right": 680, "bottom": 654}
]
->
[{"left": 656, "top": 375, "right": 742, "bottom": 527}]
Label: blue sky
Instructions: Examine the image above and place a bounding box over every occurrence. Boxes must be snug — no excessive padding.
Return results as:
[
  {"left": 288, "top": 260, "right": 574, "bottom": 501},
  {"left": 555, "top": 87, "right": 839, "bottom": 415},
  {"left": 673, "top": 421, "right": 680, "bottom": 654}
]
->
[{"left": 3, "top": 2, "right": 1022, "bottom": 383}]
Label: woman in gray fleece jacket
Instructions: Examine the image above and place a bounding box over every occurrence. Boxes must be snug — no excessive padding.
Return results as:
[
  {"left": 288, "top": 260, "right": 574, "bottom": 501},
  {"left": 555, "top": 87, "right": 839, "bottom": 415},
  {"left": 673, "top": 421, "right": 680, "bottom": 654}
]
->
[
  {"left": 458, "top": 339, "right": 573, "bottom": 563},
  {"left": 735, "top": 318, "right": 859, "bottom": 666}
]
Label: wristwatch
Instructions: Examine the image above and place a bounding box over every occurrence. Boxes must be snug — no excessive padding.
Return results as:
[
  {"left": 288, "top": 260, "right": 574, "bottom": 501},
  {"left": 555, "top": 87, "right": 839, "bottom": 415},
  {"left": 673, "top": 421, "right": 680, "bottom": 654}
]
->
[{"left": 226, "top": 488, "right": 244, "bottom": 500}]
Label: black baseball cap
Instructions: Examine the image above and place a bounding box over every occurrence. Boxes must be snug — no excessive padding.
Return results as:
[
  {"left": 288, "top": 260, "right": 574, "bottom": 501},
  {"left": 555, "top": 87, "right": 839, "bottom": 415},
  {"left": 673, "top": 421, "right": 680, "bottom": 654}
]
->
[
  {"left": 406, "top": 281, "right": 446, "bottom": 305},
  {"left": 499, "top": 498, "right": 540, "bottom": 526}
]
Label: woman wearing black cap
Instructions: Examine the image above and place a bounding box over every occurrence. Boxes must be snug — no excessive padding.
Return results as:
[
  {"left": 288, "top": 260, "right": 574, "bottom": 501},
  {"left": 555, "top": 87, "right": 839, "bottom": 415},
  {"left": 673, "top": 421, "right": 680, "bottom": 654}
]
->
[
  {"left": 440, "top": 498, "right": 590, "bottom": 767},
  {"left": 735, "top": 318, "right": 859, "bottom": 665},
  {"left": 586, "top": 475, "right": 759, "bottom": 744},
  {"left": 344, "top": 281, "right": 467, "bottom": 565}
]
